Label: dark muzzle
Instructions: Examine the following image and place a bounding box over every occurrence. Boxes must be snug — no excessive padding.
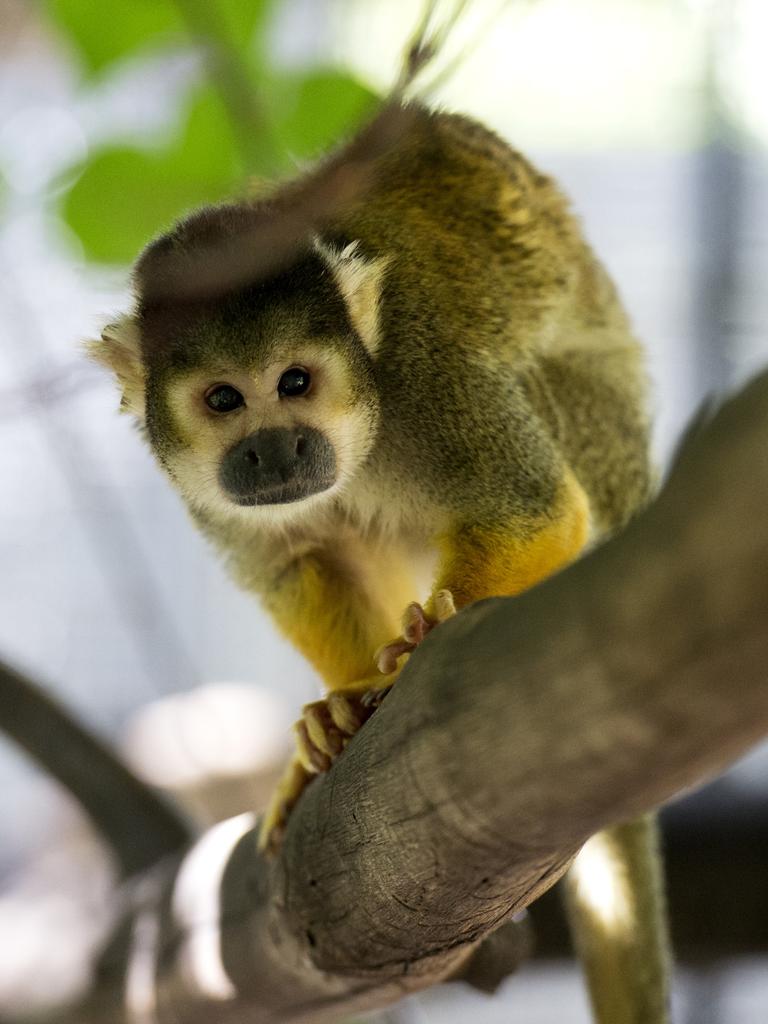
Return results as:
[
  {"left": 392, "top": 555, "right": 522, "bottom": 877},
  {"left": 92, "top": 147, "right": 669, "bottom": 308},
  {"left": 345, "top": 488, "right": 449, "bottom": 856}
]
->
[{"left": 219, "top": 426, "right": 336, "bottom": 506}]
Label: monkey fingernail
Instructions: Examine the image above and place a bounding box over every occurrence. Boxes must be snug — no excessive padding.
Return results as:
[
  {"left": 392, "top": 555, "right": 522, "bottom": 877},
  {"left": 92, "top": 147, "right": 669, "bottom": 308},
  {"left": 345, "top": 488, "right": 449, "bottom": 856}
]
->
[
  {"left": 360, "top": 685, "right": 393, "bottom": 709},
  {"left": 376, "top": 650, "right": 395, "bottom": 674}
]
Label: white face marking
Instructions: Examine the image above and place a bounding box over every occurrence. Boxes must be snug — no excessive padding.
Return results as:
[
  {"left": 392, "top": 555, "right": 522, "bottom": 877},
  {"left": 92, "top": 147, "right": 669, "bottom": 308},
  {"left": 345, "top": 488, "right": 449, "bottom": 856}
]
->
[
  {"left": 164, "top": 348, "right": 378, "bottom": 531},
  {"left": 171, "top": 812, "right": 256, "bottom": 1001}
]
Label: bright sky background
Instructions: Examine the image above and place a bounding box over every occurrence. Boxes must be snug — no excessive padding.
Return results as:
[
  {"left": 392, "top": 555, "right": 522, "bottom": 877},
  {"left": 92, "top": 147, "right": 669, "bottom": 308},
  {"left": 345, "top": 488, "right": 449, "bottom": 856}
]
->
[{"left": 332, "top": 0, "right": 768, "bottom": 148}]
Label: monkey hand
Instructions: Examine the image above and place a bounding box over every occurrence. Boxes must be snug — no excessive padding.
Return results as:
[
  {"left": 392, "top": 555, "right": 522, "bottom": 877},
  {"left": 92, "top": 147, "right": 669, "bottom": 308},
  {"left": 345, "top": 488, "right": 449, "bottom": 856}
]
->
[
  {"left": 295, "top": 685, "right": 391, "bottom": 773},
  {"left": 258, "top": 680, "right": 392, "bottom": 854},
  {"left": 375, "top": 589, "right": 456, "bottom": 675}
]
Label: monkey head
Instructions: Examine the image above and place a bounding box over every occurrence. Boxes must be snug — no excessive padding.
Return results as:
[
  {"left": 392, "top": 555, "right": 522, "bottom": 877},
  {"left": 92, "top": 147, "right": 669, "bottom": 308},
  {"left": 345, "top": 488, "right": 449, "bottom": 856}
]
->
[{"left": 90, "top": 204, "right": 388, "bottom": 530}]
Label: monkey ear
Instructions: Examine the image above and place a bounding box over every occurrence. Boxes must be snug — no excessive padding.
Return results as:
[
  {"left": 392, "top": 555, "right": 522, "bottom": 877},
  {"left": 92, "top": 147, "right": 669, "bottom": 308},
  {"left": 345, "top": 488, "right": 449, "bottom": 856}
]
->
[
  {"left": 317, "top": 240, "right": 389, "bottom": 357},
  {"left": 87, "top": 315, "right": 146, "bottom": 419}
]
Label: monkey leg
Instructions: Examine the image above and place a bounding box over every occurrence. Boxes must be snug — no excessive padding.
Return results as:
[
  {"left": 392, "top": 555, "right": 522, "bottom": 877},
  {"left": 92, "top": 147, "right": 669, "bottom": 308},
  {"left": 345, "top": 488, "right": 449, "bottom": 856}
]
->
[
  {"left": 565, "top": 815, "right": 671, "bottom": 1024},
  {"left": 432, "top": 470, "right": 591, "bottom": 607},
  {"left": 377, "top": 471, "right": 590, "bottom": 670},
  {"left": 258, "top": 540, "right": 413, "bottom": 851}
]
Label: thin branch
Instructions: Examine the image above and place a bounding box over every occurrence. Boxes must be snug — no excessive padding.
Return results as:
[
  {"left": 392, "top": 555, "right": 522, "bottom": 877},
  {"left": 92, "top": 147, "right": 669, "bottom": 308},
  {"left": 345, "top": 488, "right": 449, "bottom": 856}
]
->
[
  {"left": 172, "top": 0, "right": 282, "bottom": 174},
  {"left": 40, "top": 368, "right": 768, "bottom": 1024},
  {"left": 0, "top": 659, "right": 193, "bottom": 877}
]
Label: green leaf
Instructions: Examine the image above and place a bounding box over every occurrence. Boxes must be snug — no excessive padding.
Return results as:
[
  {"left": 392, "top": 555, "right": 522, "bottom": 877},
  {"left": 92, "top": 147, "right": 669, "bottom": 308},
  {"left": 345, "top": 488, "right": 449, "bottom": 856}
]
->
[
  {"left": 177, "top": 88, "right": 243, "bottom": 180},
  {"left": 270, "top": 69, "right": 379, "bottom": 160},
  {"left": 43, "top": 0, "right": 274, "bottom": 79},
  {"left": 44, "top": 0, "right": 184, "bottom": 76},
  {"left": 62, "top": 87, "right": 243, "bottom": 264},
  {"left": 217, "top": 0, "right": 273, "bottom": 53}
]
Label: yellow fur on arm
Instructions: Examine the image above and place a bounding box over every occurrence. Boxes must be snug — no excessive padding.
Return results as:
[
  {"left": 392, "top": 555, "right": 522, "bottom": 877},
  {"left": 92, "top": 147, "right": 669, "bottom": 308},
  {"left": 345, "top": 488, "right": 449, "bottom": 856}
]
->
[
  {"left": 429, "top": 470, "right": 591, "bottom": 611},
  {"left": 262, "top": 543, "right": 413, "bottom": 690}
]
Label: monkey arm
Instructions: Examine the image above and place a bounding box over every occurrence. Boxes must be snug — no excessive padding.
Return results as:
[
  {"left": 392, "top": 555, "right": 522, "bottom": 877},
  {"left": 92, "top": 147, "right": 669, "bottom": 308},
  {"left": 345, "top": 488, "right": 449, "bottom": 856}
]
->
[
  {"left": 374, "top": 468, "right": 591, "bottom": 671},
  {"left": 259, "top": 539, "right": 413, "bottom": 689},
  {"left": 427, "top": 469, "right": 591, "bottom": 611},
  {"left": 252, "top": 537, "right": 414, "bottom": 851}
]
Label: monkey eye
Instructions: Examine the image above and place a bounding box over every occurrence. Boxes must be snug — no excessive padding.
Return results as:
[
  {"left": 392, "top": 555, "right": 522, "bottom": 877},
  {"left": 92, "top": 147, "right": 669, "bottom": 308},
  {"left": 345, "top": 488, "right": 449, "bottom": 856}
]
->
[
  {"left": 205, "top": 384, "right": 245, "bottom": 413},
  {"left": 277, "top": 366, "right": 312, "bottom": 398}
]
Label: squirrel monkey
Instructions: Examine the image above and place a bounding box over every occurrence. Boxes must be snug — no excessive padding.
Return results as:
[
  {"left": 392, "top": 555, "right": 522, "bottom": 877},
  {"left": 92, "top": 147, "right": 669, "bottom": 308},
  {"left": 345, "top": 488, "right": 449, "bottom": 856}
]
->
[{"left": 91, "top": 104, "right": 669, "bottom": 1023}]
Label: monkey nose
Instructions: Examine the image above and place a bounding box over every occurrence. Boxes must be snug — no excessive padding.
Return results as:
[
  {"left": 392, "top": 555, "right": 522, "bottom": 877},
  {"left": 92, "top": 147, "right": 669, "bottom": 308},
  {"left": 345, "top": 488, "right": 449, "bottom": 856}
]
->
[{"left": 219, "top": 426, "right": 336, "bottom": 506}]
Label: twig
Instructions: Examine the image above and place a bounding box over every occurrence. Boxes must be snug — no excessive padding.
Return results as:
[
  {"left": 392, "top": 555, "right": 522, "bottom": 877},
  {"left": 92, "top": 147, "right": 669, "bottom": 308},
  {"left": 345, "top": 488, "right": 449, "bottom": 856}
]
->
[{"left": 172, "top": 0, "right": 282, "bottom": 174}]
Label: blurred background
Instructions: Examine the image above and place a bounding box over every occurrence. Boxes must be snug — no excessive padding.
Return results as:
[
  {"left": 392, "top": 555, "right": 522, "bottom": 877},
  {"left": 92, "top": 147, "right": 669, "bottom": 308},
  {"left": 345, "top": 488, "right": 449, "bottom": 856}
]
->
[{"left": 0, "top": 0, "right": 767, "bottom": 1020}]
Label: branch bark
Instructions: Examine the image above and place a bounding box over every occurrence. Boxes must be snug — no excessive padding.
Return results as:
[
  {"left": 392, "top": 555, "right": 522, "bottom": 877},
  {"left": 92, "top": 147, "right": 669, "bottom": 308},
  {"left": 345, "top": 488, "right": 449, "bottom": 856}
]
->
[{"left": 29, "top": 371, "right": 768, "bottom": 1023}]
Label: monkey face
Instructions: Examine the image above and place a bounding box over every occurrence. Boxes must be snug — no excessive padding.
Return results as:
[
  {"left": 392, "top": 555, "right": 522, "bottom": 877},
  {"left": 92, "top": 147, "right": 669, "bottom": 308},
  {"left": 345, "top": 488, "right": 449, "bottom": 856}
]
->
[
  {"left": 91, "top": 216, "right": 390, "bottom": 529},
  {"left": 150, "top": 339, "right": 379, "bottom": 526},
  {"left": 91, "top": 245, "right": 382, "bottom": 529}
]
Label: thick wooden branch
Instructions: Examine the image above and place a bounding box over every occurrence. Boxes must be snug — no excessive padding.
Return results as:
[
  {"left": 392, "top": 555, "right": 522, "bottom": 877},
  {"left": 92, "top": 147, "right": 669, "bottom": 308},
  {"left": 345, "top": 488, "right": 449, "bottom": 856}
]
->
[{"left": 31, "top": 371, "right": 768, "bottom": 1023}]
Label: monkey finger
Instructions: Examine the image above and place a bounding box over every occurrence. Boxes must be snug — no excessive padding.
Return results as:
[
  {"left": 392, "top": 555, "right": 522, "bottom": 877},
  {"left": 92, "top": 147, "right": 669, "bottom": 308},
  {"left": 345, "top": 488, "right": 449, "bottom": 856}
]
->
[
  {"left": 402, "top": 601, "right": 430, "bottom": 644},
  {"left": 258, "top": 800, "right": 286, "bottom": 855},
  {"left": 375, "top": 637, "right": 415, "bottom": 675},
  {"left": 303, "top": 700, "right": 346, "bottom": 757},
  {"left": 294, "top": 719, "right": 332, "bottom": 774},
  {"left": 326, "top": 692, "right": 366, "bottom": 736},
  {"left": 433, "top": 588, "right": 457, "bottom": 622}
]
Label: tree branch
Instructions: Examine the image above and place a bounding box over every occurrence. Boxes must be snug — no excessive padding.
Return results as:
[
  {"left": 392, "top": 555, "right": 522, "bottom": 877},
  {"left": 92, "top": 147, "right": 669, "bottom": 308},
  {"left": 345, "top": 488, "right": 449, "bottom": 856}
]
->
[
  {"left": 172, "top": 0, "right": 281, "bottom": 175},
  {"left": 36, "top": 368, "right": 768, "bottom": 1024},
  {"left": 0, "top": 661, "right": 192, "bottom": 877}
]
